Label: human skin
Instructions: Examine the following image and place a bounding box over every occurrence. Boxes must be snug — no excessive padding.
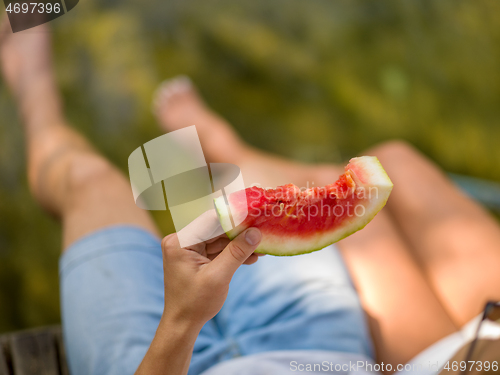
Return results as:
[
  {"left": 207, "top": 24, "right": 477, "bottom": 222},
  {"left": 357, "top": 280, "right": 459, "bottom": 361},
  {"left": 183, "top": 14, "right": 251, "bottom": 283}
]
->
[{"left": 135, "top": 224, "right": 262, "bottom": 375}]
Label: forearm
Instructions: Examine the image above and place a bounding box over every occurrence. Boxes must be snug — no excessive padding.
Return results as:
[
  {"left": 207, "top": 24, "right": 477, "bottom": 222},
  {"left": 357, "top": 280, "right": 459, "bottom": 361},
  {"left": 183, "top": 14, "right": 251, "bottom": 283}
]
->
[
  {"left": 135, "top": 315, "right": 202, "bottom": 375},
  {"left": 138, "top": 227, "right": 261, "bottom": 374}
]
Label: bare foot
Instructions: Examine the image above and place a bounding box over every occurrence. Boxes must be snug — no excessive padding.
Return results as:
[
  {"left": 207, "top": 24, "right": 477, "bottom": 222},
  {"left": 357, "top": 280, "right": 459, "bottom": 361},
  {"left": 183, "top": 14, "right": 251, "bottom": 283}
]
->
[
  {"left": 0, "top": 18, "right": 54, "bottom": 99},
  {"left": 152, "top": 76, "right": 343, "bottom": 188},
  {"left": 152, "top": 75, "right": 250, "bottom": 165},
  {"left": 152, "top": 75, "right": 208, "bottom": 132}
]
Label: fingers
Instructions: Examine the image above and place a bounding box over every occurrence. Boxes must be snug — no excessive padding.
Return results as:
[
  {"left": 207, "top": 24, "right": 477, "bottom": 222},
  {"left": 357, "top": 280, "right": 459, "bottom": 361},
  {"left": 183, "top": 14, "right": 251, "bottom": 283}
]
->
[
  {"left": 176, "top": 209, "right": 227, "bottom": 254},
  {"left": 161, "top": 233, "right": 181, "bottom": 256},
  {"left": 243, "top": 253, "right": 259, "bottom": 265},
  {"left": 162, "top": 229, "right": 264, "bottom": 269},
  {"left": 206, "top": 237, "right": 230, "bottom": 255},
  {"left": 208, "top": 228, "right": 262, "bottom": 279},
  {"left": 208, "top": 249, "right": 263, "bottom": 263}
]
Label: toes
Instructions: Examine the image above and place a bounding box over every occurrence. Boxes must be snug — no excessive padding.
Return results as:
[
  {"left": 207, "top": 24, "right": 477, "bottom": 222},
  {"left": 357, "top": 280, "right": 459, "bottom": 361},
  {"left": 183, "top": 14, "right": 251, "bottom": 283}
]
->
[{"left": 151, "top": 75, "right": 194, "bottom": 115}]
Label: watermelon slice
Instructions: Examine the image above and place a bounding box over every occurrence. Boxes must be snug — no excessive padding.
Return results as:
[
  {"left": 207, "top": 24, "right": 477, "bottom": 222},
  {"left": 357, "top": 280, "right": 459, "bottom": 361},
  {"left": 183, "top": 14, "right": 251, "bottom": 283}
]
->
[{"left": 214, "top": 156, "right": 393, "bottom": 256}]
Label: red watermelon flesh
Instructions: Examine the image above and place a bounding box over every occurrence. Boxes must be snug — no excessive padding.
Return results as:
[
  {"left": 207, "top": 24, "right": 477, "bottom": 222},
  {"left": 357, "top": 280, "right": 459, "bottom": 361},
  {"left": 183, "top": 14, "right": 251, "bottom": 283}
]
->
[{"left": 215, "top": 156, "right": 393, "bottom": 256}]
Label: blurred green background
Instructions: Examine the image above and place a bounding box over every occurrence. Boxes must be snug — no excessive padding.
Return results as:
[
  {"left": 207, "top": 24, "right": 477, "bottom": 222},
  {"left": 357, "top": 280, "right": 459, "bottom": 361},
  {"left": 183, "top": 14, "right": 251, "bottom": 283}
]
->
[{"left": 1, "top": 0, "right": 500, "bottom": 333}]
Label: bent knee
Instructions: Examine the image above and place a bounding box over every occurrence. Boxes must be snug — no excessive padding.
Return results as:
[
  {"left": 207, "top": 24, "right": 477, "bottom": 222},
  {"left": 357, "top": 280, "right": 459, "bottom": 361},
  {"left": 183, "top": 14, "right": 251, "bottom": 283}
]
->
[{"left": 66, "top": 153, "right": 120, "bottom": 193}]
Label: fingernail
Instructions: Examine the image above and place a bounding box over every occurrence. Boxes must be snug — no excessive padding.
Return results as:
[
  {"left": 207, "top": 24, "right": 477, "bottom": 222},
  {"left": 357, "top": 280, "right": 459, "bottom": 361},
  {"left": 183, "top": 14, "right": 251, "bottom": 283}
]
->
[{"left": 245, "top": 228, "right": 261, "bottom": 245}]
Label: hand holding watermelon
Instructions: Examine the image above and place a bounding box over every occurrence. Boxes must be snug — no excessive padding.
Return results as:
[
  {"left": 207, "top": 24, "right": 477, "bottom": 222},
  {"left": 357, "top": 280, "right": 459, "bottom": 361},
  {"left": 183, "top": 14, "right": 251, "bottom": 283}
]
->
[{"left": 160, "top": 215, "right": 262, "bottom": 327}]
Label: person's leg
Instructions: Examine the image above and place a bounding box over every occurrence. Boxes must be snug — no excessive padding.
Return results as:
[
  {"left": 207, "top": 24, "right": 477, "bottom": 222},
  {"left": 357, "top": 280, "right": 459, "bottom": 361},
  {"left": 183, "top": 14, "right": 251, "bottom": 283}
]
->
[
  {"left": 368, "top": 141, "right": 500, "bottom": 327},
  {"left": 337, "top": 210, "right": 458, "bottom": 370},
  {"left": 0, "top": 22, "right": 160, "bottom": 248},
  {"left": 153, "top": 76, "right": 343, "bottom": 189},
  {"left": 1, "top": 24, "right": 237, "bottom": 375}
]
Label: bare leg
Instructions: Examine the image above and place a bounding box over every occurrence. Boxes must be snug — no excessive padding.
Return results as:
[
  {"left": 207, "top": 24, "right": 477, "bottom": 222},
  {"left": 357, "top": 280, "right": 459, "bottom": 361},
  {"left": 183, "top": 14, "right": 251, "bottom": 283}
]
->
[
  {"left": 338, "top": 211, "right": 458, "bottom": 370},
  {"left": 368, "top": 141, "right": 500, "bottom": 327},
  {"left": 152, "top": 76, "right": 343, "bottom": 188},
  {"left": 0, "top": 23, "right": 160, "bottom": 248}
]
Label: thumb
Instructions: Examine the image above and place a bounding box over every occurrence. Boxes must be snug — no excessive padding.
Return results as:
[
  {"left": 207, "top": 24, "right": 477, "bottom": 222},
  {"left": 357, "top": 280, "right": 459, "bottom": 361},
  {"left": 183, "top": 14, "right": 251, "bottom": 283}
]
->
[{"left": 209, "top": 228, "right": 262, "bottom": 279}]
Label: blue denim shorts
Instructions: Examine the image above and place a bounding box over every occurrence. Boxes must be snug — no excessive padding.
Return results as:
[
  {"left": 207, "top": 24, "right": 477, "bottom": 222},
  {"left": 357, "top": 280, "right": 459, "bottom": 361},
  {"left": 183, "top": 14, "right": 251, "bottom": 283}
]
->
[{"left": 59, "top": 226, "right": 374, "bottom": 375}]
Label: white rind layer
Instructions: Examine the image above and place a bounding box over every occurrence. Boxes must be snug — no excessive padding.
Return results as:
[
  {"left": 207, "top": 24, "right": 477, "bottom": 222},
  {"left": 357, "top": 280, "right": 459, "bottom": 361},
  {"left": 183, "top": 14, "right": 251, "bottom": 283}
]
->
[{"left": 215, "top": 156, "right": 393, "bottom": 256}]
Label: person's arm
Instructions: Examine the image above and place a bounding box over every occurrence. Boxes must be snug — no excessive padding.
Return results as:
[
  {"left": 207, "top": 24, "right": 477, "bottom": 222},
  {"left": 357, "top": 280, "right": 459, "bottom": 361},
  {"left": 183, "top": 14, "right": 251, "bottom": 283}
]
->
[
  {"left": 135, "top": 314, "right": 200, "bottom": 375},
  {"left": 135, "top": 218, "right": 262, "bottom": 375}
]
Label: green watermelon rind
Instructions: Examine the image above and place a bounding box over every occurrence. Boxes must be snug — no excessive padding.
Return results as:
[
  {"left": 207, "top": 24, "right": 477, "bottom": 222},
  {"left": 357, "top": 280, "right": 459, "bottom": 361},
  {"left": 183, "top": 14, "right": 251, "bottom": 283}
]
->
[{"left": 214, "top": 156, "right": 393, "bottom": 256}]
